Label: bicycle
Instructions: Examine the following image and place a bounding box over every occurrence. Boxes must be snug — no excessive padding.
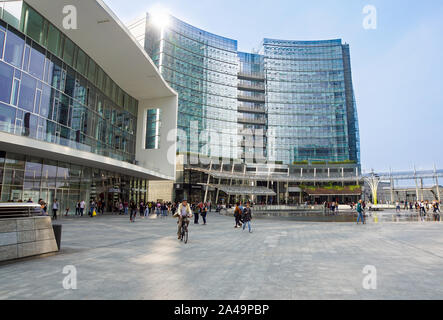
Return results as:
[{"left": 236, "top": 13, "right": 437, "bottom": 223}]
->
[{"left": 179, "top": 220, "right": 188, "bottom": 244}]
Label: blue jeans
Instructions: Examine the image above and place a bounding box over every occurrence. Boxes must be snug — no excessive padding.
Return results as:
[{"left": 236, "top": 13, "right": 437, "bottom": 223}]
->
[
  {"left": 243, "top": 221, "right": 251, "bottom": 232},
  {"left": 357, "top": 212, "right": 364, "bottom": 224}
]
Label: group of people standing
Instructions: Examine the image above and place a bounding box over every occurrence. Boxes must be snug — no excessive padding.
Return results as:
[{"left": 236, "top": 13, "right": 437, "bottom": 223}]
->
[
  {"left": 394, "top": 200, "right": 441, "bottom": 221},
  {"left": 190, "top": 202, "right": 210, "bottom": 225},
  {"left": 113, "top": 200, "right": 180, "bottom": 223},
  {"left": 324, "top": 201, "right": 340, "bottom": 215}
]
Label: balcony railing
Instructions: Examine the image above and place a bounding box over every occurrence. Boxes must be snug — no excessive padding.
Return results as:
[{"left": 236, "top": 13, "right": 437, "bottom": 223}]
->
[
  {"left": 238, "top": 105, "right": 266, "bottom": 114},
  {"left": 237, "top": 83, "right": 265, "bottom": 92},
  {"left": 237, "top": 95, "right": 265, "bottom": 103},
  {"left": 238, "top": 72, "right": 265, "bottom": 81},
  {"left": 238, "top": 117, "right": 266, "bottom": 125}
]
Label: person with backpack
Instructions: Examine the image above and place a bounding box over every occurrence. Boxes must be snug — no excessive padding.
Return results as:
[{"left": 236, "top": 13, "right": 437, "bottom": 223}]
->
[
  {"left": 356, "top": 199, "right": 365, "bottom": 224},
  {"left": 234, "top": 202, "right": 242, "bottom": 228},
  {"left": 242, "top": 202, "right": 253, "bottom": 233}
]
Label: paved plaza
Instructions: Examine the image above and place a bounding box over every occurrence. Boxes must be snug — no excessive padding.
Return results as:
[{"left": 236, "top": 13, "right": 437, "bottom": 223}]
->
[{"left": 0, "top": 213, "right": 443, "bottom": 300}]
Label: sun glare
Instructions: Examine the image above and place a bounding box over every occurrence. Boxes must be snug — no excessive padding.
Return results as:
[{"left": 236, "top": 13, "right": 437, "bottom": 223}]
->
[{"left": 150, "top": 6, "right": 170, "bottom": 29}]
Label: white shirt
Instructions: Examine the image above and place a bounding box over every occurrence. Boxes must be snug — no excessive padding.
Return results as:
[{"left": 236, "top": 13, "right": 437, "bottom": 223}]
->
[{"left": 180, "top": 205, "right": 188, "bottom": 217}]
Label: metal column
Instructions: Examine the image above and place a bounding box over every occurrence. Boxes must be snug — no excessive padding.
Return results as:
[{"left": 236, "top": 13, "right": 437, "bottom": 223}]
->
[
  {"left": 226, "top": 164, "right": 235, "bottom": 205},
  {"left": 390, "top": 168, "right": 394, "bottom": 204},
  {"left": 414, "top": 166, "right": 419, "bottom": 202},
  {"left": 435, "top": 164, "right": 441, "bottom": 202},
  {"left": 215, "top": 162, "right": 223, "bottom": 205},
  {"left": 203, "top": 161, "right": 213, "bottom": 203}
]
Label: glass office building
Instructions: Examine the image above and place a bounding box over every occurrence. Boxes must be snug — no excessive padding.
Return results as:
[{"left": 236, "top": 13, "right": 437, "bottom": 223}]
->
[
  {"left": 130, "top": 14, "right": 360, "bottom": 166},
  {"left": 263, "top": 39, "right": 360, "bottom": 164},
  {"left": 144, "top": 14, "right": 239, "bottom": 159},
  {"left": 0, "top": 1, "right": 178, "bottom": 209}
]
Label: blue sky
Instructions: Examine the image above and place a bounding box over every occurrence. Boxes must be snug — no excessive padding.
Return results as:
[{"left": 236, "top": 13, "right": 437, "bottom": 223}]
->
[{"left": 103, "top": 0, "right": 443, "bottom": 173}]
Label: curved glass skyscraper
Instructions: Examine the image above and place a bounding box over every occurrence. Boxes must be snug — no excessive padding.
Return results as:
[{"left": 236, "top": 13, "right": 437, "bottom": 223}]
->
[
  {"left": 140, "top": 15, "right": 240, "bottom": 159},
  {"left": 263, "top": 39, "right": 360, "bottom": 164},
  {"left": 129, "top": 14, "right": 360, "bottom": 166}
]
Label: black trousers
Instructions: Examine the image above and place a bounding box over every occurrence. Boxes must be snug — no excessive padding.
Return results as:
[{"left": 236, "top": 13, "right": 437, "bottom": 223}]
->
[
  {"left": 201, "top": 212, "right": 207, "bottom": 224},
  {"left": 194, "top": 212, "right": 199, "bottom": 223},
  {"left": 52, "top": 209, "right": 58, "bottom": 220}
]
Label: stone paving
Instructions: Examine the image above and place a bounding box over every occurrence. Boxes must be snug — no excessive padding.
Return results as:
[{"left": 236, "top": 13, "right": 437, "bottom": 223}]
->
[{"left": 0, "top": 212, "right": 442, "bottom": 300}]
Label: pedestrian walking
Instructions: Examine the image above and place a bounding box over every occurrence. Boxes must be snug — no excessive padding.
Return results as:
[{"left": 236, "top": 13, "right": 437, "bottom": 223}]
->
[
  {"left": 139, "top": 201, "right": 145, "bottom": 218},
  {"left": 234, "top": 202, "right": 242, "bottom": 228},
  {"left": 356, "top": 200, "right": 365, "bottom": 224},
  {"left": 395, "top": 201, "right": 400, "bottom": 213},
  {"left": 89, "top": 200, "right": 96, "bottom": 218},
  {"left": 419, "top": 201, "right": 426, "bottom": 221},
  {"left": 201, "top": 203, "right": 208, "bottom": 225},
  {"left": 75, "top": 201, "right": 80, "bottom": 216},
  {"left": 79, "top": 200, "right": 85, "bottom": 216},
  {"left": 194, "top": 202, "right": 201, "bottom": 224},
  {"left": 52, "top": 199, "right": 59, "bottom": 220},
  {"left": 130, "top": 201, "right": 137, "bottom": 222},
  {"left": 242, "top": 202, "right": 252, "bottom": 233}
]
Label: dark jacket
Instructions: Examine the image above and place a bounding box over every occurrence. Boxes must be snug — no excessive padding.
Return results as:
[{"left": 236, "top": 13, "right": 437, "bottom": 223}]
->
[{"left": 243, "top": 207, "right": 252, "bottom": 222}]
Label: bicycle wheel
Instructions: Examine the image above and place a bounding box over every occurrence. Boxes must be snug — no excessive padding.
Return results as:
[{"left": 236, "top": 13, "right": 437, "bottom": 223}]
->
[{"left": 183, "top": 229, "right": 188, "bottom": 244}]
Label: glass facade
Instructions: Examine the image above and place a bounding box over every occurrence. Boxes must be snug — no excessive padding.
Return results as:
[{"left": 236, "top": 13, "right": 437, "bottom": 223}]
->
[
  {"left": 145, "top": 15, "right": 240, "bottom": 159},
  {"left": 0, "top": 2, "right": 154, "bottom": 207},
  {"left": 145, "top": 108, "right": 161, "bottom": 149},
  {"left": 0, "top": 3, "right": 139, "bottom": 164},
  {"left": 137, "top": 15, "right": 360, "bottom": 166},
  {"left": 263, "top": 39, "right": 359, "bottom": 164},
  {"left": 0, "top": 151, "right": 148, "bottom": 213}
]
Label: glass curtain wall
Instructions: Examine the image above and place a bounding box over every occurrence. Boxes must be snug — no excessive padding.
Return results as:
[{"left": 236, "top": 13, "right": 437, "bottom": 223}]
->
[
  {"left": 0, "top": 3, "right": 138, "bottom": 164},
  {"left": 145, "top": 14, "right": 239, "bottom": 159},
  {"left": 263, "top": 39, "right": 352, "bottom": 164},
  {"left": 0, "top": 151, "right": 148, "bottom": 213}
]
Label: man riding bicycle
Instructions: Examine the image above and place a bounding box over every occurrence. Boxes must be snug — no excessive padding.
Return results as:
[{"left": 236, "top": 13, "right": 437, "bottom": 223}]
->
[{"left": 173, "top": 199, "right": 193, "bottom": 239}]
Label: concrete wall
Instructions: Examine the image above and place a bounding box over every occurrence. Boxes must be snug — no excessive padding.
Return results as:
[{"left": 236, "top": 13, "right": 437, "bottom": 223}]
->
[
  {"left": 136, "top": 96, "right": 178, "bottom": 181},
  {"left": 0, "top": 217, "right": 58, "bottom": 262},
  {"left": 147, "top": 181, "right": 174, "bottom": 202}
]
